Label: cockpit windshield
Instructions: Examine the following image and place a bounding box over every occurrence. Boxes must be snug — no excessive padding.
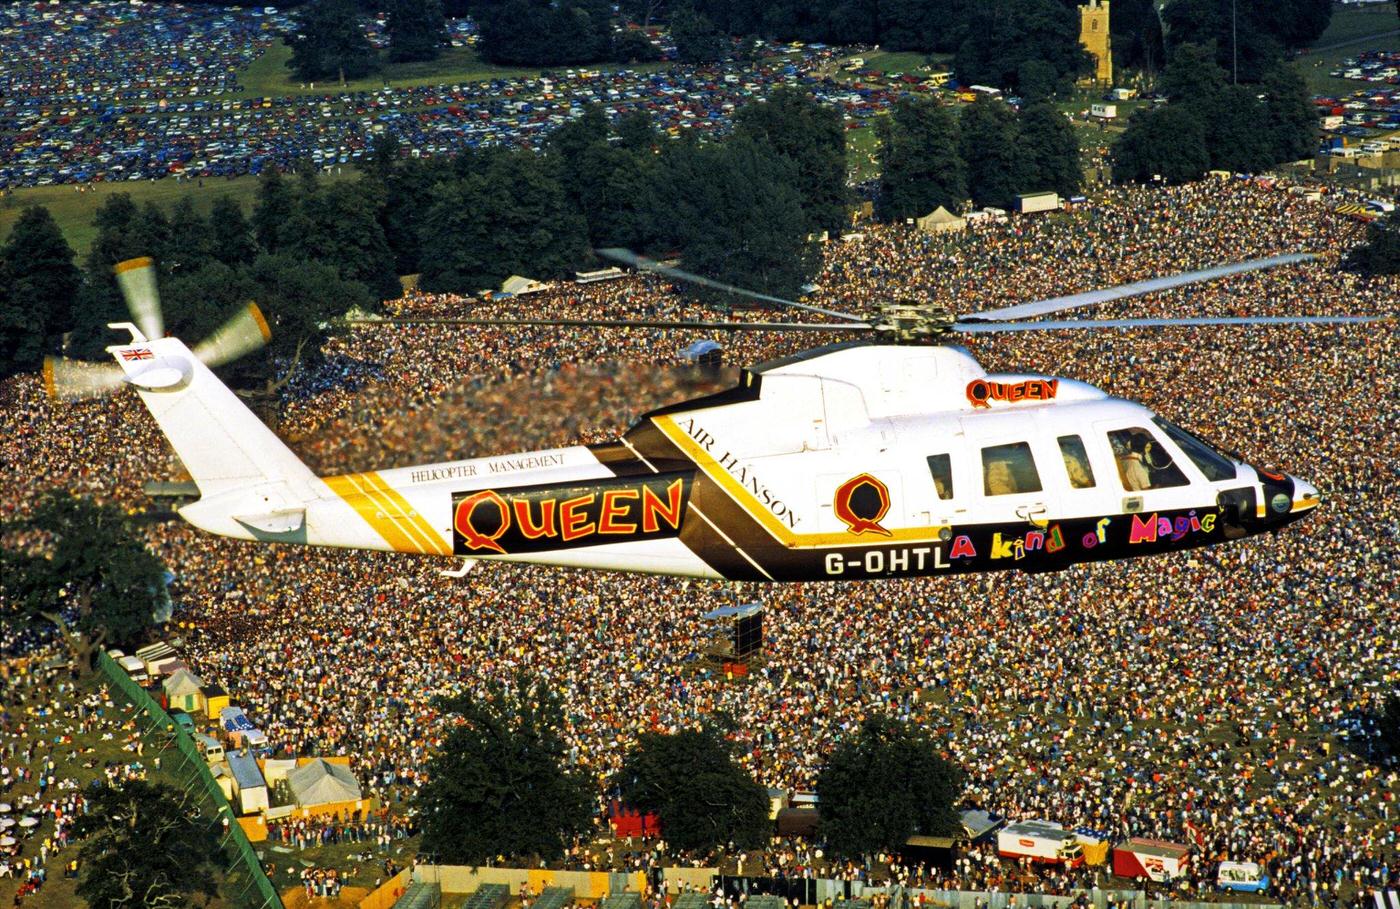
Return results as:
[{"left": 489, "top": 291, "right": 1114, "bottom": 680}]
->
[{"left": 1152, "top": 417, "right": 1238, "bottom": 482}]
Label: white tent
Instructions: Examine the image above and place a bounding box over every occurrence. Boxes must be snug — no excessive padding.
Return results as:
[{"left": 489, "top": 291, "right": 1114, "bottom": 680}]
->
[
  {"left": 916, "top": 206, "right": 966, "bottom": 234},
  {"left": 500, "top": 275, "right": 549, "bottom": 296},
  {"left": 287, "top": 759, "right": 361, "bottom": 807}
]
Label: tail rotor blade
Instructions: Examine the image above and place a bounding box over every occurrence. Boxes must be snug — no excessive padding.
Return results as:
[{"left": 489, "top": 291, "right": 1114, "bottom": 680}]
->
[
  {"left": 43, "top": 357, "right": 126, "bottom": 402},
  {"left": 192, "top": 302, "right": 272, "bottom": 368},
  {"left": 114, "top": 257, "right": 164, "bottom": 341}
]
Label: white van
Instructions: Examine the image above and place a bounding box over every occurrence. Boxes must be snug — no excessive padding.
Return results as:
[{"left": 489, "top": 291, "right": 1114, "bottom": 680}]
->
[
  {"left": 194, "top": 733, "right": 225, "bottom": 764},
  {"left": 117, "top": 655, "right": 149, "bottom": 684}
]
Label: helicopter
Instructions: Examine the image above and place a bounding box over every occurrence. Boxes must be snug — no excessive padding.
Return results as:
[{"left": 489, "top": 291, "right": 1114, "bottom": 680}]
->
[{"left": 44, "top": 250, "right": 1384, "bottom": 583}]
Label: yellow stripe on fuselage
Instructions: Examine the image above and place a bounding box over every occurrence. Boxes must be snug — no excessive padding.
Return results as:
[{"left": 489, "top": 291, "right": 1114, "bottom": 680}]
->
[
  {"left": 652, "top": 415, "right": 950, "bottom": 549},
  {"left": 357, "top": 471, "right": 451, "bottom": 556},
  {"left": 323, "top": 472, "right": 449, "bottom": 555}
]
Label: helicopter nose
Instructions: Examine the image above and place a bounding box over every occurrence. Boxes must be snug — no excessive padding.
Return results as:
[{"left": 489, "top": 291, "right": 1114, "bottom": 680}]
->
[{"left": 1290, "top": 476, "right": 1321, "bottom": 514}]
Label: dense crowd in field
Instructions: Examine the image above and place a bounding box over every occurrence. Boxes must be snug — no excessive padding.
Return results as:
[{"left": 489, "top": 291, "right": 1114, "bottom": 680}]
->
[{"left": 2, "top": 179, "right": 1398, "bottom": 907}]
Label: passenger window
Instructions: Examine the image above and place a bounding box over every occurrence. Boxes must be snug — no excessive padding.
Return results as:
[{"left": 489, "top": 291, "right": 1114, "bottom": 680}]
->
[
  {"left": 981, "top": 442, "right": 1042, "bottom": 496},
  {"left": 1057, "top": 435, "right": 1096, "bottom": 489},
  {"left": 1108, "top": 428, "right": 1188, "bottom": 491},
  {"left": 926, "top": 454, "right": 954, "bottom": 500}
]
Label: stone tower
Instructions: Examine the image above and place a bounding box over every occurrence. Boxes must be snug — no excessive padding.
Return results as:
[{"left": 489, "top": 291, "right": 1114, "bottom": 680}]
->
[{"left": 1079, "top": 0, "right": 1112, "bottom": 87}]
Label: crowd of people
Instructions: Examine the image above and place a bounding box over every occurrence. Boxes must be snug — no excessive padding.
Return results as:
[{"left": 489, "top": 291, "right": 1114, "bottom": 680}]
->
[
  {"left": 0, "top": 1, "right": 936, "bottom": 188},
  {"left": 0, "top": 653, "right": 156, "bottom": 904},
  {"left": 2, "top": 179, "right": 1398, "bottom": 907}
]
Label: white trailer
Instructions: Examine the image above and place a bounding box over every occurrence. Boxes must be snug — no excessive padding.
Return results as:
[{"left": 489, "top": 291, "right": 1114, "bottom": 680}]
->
[
  {"left": 1016, "top": 192, "right": 1060, "bottom": 214},
  {"left": 1112, "top": 838, "right": 1191, "bottom": 882},
  {"left": 998, "top": 821, "right": 1085, "bottom": 867}
]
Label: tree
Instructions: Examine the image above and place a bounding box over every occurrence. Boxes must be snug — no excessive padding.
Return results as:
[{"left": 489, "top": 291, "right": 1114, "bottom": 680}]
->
[
  {"left": 1019, "top": 102, "right": 1081, "bottom": 198},
  {"left": 1112, "top": 104, "right": 1209, "bottom": 184},
  {"left": 1346, "top": 210, "right": 1400, "bottom": 277},
  {"left": 161, "top": 261, "right": 262, "bottom": 346},
  {"left": 386, "top": 0, "right": 445, "bottom": 63},
  {"left": 286, "top": 0, "right": 377, "bottom": 84},
  {"left": 209, "top": 195, "right": 259, "bottom": 267},
  {"left": 72, "top": 779, "right": 221, "bottom": 909},
  {"left": 417, "top": 680, "right": 593, "bottom": 864},
  {"left": 1261, "top": 64, "right": 1317, "bottom": 164},
  {"left": 419, "top": 150, "right": 588, "bottom": 292},
  {"left": 165, "top": 197, "right": 213, "bottom": 275},
  {"left": 1111, "top": 0, "right": 1164, "bottom": 76},
  {"left": 1, "top": 492, "right": 168, "bottom": 673},
  {"left": 613, "top": 28, "right": 661, "bottom": 63},
  {"left": 959, "top": 96, "right": 1027, "bottom": 209},
  {"left": 70, "top": 195, "right": 145, "bottom": 358},
  {"left": 248, "top": 252, "right": 371, "bottom": 371},
  {"left": 877, "top": 97, "right": 965, "bottom": 221},
  {"left": 252, "top": 169, "right": 295, "bottom": 253},
  {"left": 615, "top": 725, "right": 771, "bottom": 853},
  {"left": 816, "top": 716, "right": 965, "bottom": 857},
  {"left": 1205, "top": 85, "right": 1275, "bottom": 174},
  {"left": 1161, "top": 0, "right": 1328, "bottom": 80},
  {"left": 1378, "top": 690, "right": 1400, "bottom": 761},
  {"left": 954, "top": 0, "right": 1089, "bottom": 92},
  {"left": 0, "top": 206, "right": 79, "bottom": 377},
  {"left": 659, "top": 136, "right": 819, "bottom": 300},
  {"left": 285, "top": 181, "right": 400, "bottom": 301},
  {"left": 671, "top": 5, "right": 726, "bottom": 64},
  {"left": 1159, "top": 43, "right": 1228, "bottom": 106},
  {"left": 734, "top": 88, "right": 847, "bottom": 235},
  {"left": 477, "top": 0, "right": 613, "bottom": 66},
  {"left": 1016, "top": 59, "right": 1059, "bottom": 104}
]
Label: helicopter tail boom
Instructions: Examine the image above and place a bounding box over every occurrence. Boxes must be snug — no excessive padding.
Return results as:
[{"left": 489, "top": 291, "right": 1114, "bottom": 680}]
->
[{"left": 105, "top": 328, "right": 320, "bottom": 536}]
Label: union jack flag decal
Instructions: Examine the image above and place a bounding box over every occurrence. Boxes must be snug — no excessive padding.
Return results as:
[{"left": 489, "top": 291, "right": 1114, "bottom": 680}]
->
[{"left": 120, "top": 348, "right": 154, "bottom": 361}]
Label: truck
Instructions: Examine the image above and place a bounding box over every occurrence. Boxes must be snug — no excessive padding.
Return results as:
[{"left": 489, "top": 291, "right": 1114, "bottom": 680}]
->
[
  {"left": 1016, "top": 192, "right": 1060, "bottom": 214},
  {"left": 116, "top": 655, "right": 148, "bottom": 684},
  {"left": 1218, "top": 861, "right": 1269, "bottom": 893},
  {"left": 1112, "top": 838, "right": 1191, "bottom": 882},
  {"left": 997, "top": 821, "right": 1085, "bottom": 867}
]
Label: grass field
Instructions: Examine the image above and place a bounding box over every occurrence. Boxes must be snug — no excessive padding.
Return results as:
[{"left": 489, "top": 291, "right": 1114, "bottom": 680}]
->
[
  {"left": 0, "top": 672, "right": 244, "bottom": 908},
  {"left": 0, "top": 169, "right": 358, "bottom": 257},
  {"left": 847, "top": 124, "right": 882, "bottom": 182},
  {"left": 1298, "top": 1, "right": 1400, "bottom": 96},
  {"left": 234, "top": 42, "right": 669, "bottom": 100}
]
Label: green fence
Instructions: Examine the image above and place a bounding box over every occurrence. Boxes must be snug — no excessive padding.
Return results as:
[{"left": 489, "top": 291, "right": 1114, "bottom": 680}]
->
[{"left": 96, "top": 651, "right": 283, "bottom": 909}]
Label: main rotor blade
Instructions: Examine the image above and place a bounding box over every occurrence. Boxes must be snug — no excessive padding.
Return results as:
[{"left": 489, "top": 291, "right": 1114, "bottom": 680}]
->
[
  {"left": 346, "top": 316, "right": 875, "bottom": 332},
  {"left": 192, "top": 303, "right": 272, "bottom": 368},
  {"left": 953, "top": 314, "right": 1383, "bottom": 334},
  {"left": 596, "top": 248, "right": 868, "bottom": 324},
  {"left": 43, "top": 357, "right": 126, "bottom": 401},
  {"left": 114, "top": 257, "right": 164, "bottom": 340},
  {"left": 962, "top": 253, "right": 1318, "bottom": 322}
]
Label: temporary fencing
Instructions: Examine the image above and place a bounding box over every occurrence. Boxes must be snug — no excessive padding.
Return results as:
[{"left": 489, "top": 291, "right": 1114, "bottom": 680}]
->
[{"left": 96, "top": 650, "right": 283, "bottom": 909}]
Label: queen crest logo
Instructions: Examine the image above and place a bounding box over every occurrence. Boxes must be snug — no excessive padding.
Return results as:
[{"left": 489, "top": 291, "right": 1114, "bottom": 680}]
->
[{"left": 833, "top": 473, "right": 892, "bottom": 537}]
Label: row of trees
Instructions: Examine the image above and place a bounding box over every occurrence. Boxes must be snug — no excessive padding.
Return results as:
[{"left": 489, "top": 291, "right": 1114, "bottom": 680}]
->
[
  {"left": 288, "top": 0, "right": 447, "bottom": 83},
  {"left": 877, "top": 96, "right": 1081, "bottom": 219},
  {"left": 1112, "top": 45, "right": 1315, "bottom": 184},
  {"left": 378, "top": 90, "right": 843, "bottom": 301},
  {"left": 282, "top": 0, "right": 1334, "bottom": 94},
  {"left": 419, "top": 679, "right": 965, "bottom": 864},
  {"left": 2, "top": 88, "right": 1085, "bottom": 381}
]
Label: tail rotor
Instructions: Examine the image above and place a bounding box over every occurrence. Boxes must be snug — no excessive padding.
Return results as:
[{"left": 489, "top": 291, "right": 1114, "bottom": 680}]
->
[{"left": 45, "top": 257, "right": 271, "bottom": 401}]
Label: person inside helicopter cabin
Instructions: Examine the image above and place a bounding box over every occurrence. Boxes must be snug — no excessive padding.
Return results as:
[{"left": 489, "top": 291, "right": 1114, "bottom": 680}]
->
[
  {"left": 1110, "top": 428, "right": 1190, "bottom": 491},
  {"left": 1113, "top": 430, "right": 1153, "bottom": 491}
]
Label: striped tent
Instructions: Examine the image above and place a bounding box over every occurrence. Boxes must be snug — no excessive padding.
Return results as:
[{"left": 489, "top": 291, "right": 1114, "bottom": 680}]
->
[{"left": 1336, "top": 203, "right": 1379, "bottom": 221}]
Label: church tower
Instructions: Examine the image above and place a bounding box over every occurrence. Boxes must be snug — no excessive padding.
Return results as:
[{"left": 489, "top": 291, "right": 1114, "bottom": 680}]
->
[{"left": 1079, "top": 0, "right": 1112, "bottom": 87}]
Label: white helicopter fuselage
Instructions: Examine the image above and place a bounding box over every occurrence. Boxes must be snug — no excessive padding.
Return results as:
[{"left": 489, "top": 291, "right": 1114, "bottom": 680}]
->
[{"left": 115, "top": 336, "right": 1318, "bottom": 583}]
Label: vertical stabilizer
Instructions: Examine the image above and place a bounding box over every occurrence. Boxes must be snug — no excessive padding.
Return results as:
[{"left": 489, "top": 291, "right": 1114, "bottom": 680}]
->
[{"left": 110, "top": 334, "right": 316, "bottom": 499}]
